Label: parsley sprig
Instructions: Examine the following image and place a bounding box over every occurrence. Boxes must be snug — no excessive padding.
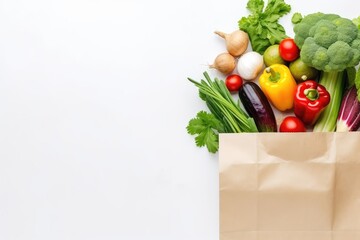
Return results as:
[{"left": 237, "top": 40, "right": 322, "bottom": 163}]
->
[{"left": 187, "top": 111, "right": 224, "bottom": 153}]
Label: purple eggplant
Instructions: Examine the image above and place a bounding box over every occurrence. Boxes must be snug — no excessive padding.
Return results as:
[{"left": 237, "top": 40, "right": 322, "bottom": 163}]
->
[
  {"left": 239, "top": 82, "right": 277, "bottom": 132},
  {"left": 336, "top": 86, "right": 360, "bottom": 132}
]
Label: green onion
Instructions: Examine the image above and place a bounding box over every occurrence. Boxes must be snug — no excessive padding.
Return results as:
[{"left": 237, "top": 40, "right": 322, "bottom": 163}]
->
[{"left": 188, "top": 72, "right": 258, "bottom": 133}]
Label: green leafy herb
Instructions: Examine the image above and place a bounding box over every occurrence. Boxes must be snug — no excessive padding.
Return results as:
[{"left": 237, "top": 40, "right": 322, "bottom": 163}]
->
[
  {"left": 186, "top": 111, "right": 224, "bottom": 153},
  {"left": 291, "top": 12, "right": 303, "bottom": 24},
  {"left": 238, "top": 0, "right": 291, "bottom": 54}
]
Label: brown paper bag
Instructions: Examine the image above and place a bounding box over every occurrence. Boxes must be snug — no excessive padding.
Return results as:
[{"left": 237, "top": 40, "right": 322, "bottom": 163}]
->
[{"left": 219, "top": 132, "right": 360, "bottom": 240}]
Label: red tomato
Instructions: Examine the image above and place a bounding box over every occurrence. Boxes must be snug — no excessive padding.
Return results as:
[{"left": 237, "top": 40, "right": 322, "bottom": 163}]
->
[
  {"left": 279, "top": 38, "right": 300, "bottom": 62},
  {"left": 225, "top": 74, "right": 243, "bottom": 92},
  {"left": 279, "top": 116, "right": 306, "bottom": 132}
]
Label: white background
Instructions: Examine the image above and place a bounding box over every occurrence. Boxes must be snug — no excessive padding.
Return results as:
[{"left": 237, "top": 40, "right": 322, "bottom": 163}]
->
[{"left": 0, "top": 0, "right": 357, "bottom": 239}]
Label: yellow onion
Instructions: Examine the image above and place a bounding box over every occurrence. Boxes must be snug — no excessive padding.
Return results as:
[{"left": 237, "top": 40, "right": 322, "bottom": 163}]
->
[{"left": 214, "top": 30, "right": 249, "bottom": 57}]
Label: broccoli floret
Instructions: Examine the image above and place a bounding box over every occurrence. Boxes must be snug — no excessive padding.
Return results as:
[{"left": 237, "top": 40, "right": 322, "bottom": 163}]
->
[
  {"left": 313, "top": 48, "right": 330, "bottom": 70},
  {"left": 352, "top": 38, "right": 360, "bottom": 49},
  {"left": 334, "top": 18, "right": 358, "bottom": 43},
  {"left": 301, "top": 38, "right": 330, "bottom": 70},
  {"left": 327, "top": 42, "right": 353, "bottom": 71},
  {"left": 322, "top": 13, "right": 340, "bottom": 22},
  {"left": 293, "top": 22, "right": 310, "bottom": 47},
  {"left": 293, "top": 12, "right": 360, "bottom": 72},
  {"left": 302, "top": 12, "right": 326, "bottom": 24},
  {"left": 313, "top": 20, "right": 337, "bottom": 48}
]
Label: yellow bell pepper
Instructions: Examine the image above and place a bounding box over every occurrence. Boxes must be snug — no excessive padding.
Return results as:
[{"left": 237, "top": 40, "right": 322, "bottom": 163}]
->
[{"left": 259, "top": 64, "right": 297, "bottom": 111}]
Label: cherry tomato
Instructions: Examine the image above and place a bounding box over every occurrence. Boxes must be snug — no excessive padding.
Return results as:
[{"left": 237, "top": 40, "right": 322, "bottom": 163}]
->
[
  {"left": 279, "top": 38, "right": 300, "bottom": 62},
  {"left": 279, "top": 116, "right": 306, "bottom": 132},
  {"left": 225, "top": 74, "right": 243, "bottom": 92}
]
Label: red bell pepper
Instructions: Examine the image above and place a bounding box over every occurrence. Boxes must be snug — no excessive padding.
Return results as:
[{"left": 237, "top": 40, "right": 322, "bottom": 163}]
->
[{"left": 294, "top": 80, "right": 331, "bottom": 126}]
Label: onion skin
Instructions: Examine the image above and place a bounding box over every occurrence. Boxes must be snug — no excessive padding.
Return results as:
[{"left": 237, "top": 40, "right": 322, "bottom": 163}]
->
[
  {"left": 209, "top": 52, "right": 236, "bottom": 75},
  {"left": 214, "top": 30, "right": 249, "bottom": 57}
]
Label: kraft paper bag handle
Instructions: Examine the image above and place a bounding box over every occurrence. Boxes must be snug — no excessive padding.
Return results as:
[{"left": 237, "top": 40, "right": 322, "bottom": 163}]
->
[{"left": 219, "top": 132, "right": 360, "bottom": 240}]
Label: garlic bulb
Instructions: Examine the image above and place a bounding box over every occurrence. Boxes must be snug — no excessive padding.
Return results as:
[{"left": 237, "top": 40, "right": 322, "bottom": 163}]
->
[{"left": 237, "top": 51, "right": 264, "bottom": 81}]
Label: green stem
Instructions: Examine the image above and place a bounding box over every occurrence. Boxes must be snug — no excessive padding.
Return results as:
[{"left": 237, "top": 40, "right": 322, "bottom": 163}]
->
[
  {"left": 304, "top": 89, "right": 319, "bottom": 101},
  {"left": 266, "top": 67, "right": 281, "bottom": 82},
  {"left": 313, "top": 71, "right": 345, "bottom": 132},
  {"left": 188, "top": 74, "right": 258, "bottom": 133}
]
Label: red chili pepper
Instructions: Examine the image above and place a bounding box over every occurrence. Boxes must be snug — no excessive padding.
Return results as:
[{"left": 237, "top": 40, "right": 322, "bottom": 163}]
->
[{"left": 294, "top": 80, "right": 331, "bottom": 126}]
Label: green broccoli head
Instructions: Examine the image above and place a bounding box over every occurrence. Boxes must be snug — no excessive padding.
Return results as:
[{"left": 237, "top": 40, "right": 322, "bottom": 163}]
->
[{"left": 293, "top": 12, "right": 360, "bottom": 72}]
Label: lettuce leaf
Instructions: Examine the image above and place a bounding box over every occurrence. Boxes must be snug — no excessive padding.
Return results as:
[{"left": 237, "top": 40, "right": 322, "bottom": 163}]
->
[{"left": 239, "top": 0, "right": 291, "bottom": 54}]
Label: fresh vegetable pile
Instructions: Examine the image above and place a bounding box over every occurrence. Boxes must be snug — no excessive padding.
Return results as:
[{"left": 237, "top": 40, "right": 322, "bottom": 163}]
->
[{"left": 187, "top": 0, "right": 360, "bottom": 153}]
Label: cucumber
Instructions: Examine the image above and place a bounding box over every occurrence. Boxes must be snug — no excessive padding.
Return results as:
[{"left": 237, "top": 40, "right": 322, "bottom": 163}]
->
[{"left": 238, "top": 82, "right": 277, "bottom": 132}]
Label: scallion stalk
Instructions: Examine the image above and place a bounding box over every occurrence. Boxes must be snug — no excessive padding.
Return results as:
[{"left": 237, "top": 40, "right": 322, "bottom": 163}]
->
[{"left": 188, "top": 72, "right": 258, "bottom": 133}]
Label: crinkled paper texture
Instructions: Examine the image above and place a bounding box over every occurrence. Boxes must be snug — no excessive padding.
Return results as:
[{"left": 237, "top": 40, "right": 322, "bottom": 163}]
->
[{"left": 219, "top": 132, "right": 360, "bottom": 240}]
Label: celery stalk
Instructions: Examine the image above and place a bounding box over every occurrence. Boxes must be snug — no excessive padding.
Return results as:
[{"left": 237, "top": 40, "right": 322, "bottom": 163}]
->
[{"left": 313, "top": 71, "right": 345, "bottom": 132}]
